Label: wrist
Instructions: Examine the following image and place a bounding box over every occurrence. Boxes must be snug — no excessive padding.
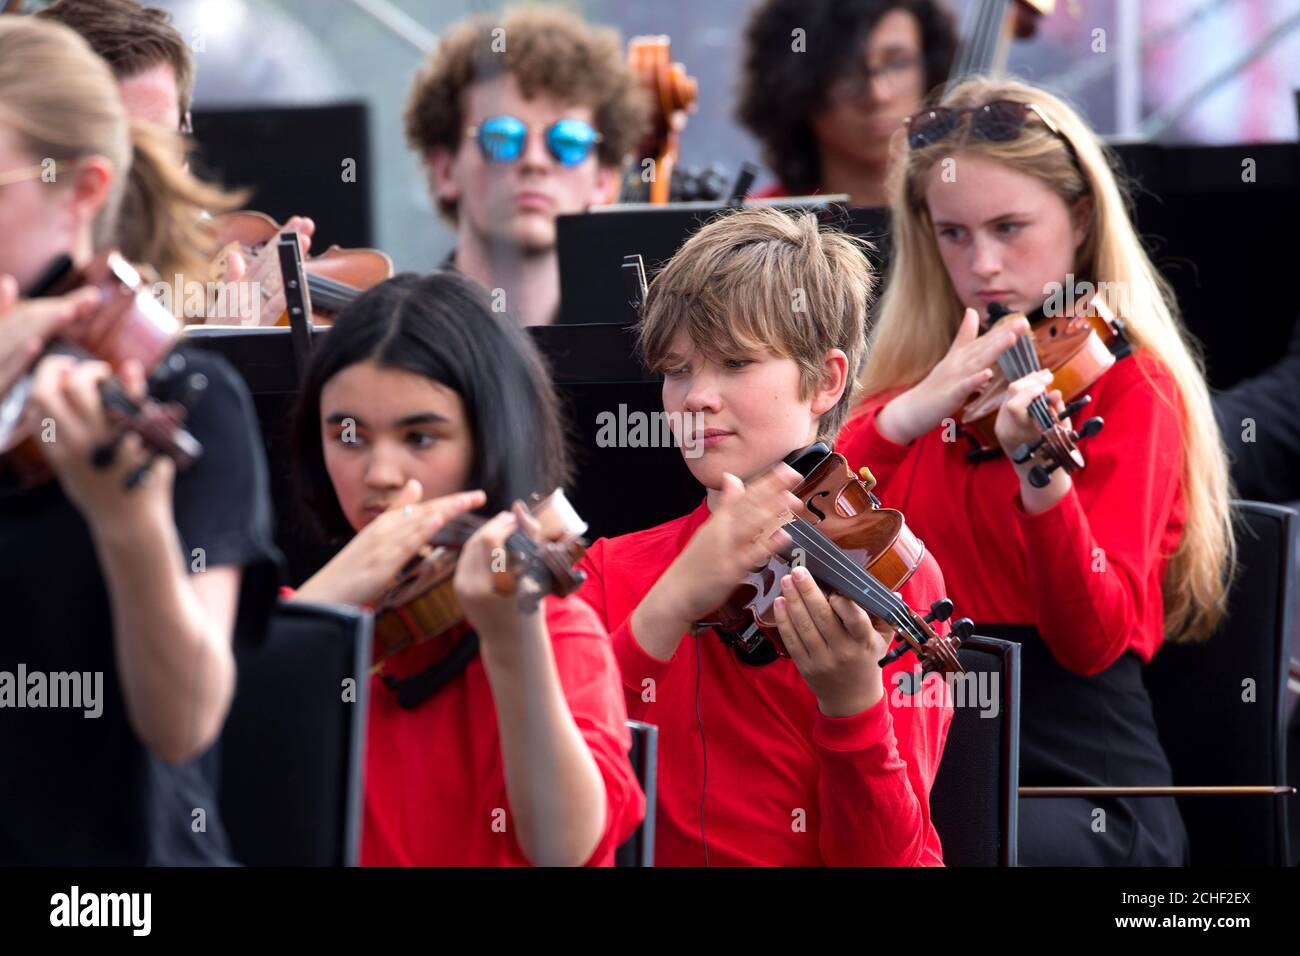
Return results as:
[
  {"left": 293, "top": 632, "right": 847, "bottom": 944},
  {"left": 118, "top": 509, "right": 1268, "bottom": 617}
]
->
[
  {"left": 1015, "top": 462, "right": 1071, "bottom": 513},
  {"left": 630, "top": 585, "right": 691, "bottom": 663},
  {"left": 296, "top": 562, "right": 368, "bottom": 606},
  {"left": 88, "top": 497, "right": 172, "bottom": 551},
  {"left": 876, "top": 392, "right": 922, "bottom": 446},
  {"left": 477, "top": 607, "right": 546, "bottom": 669},
  {"left": 639, "top": 578, "right": 692, "bottom": 634},
  {"left": 817, "top": 674, "right": 884, "bottom": 719}
]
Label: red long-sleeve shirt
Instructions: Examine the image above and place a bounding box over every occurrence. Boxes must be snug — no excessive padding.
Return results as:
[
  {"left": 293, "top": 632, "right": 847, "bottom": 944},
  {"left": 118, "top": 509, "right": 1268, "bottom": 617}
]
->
[
  {"left": 282, "top": 590, "right": 644, "bottom": 865},
  {"left": 837, "top": 350, "right": 1187, "bottom": 676},
  {"left": 576, "top": 499, "right": 953, "bottom": 866}
]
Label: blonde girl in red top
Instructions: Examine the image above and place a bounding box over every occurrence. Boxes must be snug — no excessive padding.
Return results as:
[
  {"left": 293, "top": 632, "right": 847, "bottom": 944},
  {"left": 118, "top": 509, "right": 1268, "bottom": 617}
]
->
[{"left": 838, "top": 75, "right": 1234, "bottom": 865}]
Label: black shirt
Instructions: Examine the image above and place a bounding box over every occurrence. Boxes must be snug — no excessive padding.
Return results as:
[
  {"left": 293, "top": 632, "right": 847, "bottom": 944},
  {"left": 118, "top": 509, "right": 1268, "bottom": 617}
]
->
[
  {"left": 0, "top": 347, "right": 282, "bottom": 865},
  {"left": 1213, "top": 315, "right": 1300, "bottom": 504}
]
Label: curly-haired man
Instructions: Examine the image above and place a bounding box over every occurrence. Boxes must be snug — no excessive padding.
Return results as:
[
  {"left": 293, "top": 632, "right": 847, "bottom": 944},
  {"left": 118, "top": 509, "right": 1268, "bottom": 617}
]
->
[{"left": 405, "top": 5, "right": 648, "bottom": 327}]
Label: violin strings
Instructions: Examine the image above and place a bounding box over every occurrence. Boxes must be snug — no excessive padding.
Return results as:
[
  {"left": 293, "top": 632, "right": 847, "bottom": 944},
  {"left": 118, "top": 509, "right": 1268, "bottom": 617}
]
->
[
  {"left": 999, "top": 334, "right": 1056, "bottom": 432},
  {"left": 780, "top": 514, "right": 899, "bottom": 613},
  {"left": 305, "top": 273, "right": 363, "bottom": 311},
  {"left": 791, "top": 528, "right": 926, "bottom": 647},
  {"left": 783, "top": 518, "right": 925, "bottom": 645},
  {"left": 1020, "top": 337, "right": 1058, "bottom": 430}
]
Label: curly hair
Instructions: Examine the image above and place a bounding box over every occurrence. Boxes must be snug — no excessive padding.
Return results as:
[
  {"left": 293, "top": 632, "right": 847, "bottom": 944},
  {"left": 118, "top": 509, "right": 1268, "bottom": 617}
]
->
[
  {"left": 404, "top": 4, "right": 649, "bottom": 221},
  {"left": 737, "top": 0, "right": 957, "bottom": 196}
]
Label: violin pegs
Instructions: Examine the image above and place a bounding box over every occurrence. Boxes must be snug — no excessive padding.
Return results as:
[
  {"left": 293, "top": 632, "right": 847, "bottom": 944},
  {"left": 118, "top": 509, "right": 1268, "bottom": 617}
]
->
[
  {"left": 1010, "top": 441, "right": 1036, "bottom": 464},
  {"left": 1028, "top": 463, "right": 1054, "bottom": 488},
  {"left": 124, "top": 453, "right": 159, "bottom": 491},
  {"left": 924, "top": 598, "right": 954, "bottom": 623},
  {"left": 1060, "top": 395, "right": 1092, "bottom": 421},
  {"left": 952, "top": 617, "right": 975, "bottom": 641},
  {"left": 879, "top": 642, "right": 911, "bottom": 667},
  {"left": 1079, "top": 416, "right": 1104, "bottom": 439}
]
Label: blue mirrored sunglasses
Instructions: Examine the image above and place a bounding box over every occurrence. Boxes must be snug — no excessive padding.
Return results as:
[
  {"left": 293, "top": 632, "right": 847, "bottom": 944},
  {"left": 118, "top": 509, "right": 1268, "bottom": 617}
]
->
[{"left": 467, "top": 115, "right": 602, "bottom": 167}]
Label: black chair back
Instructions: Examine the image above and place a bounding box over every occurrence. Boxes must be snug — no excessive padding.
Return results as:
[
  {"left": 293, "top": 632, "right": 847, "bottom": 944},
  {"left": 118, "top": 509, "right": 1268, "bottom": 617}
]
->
[
  {"left": 1143, "top": 500, "right": 1296, "bottom": 865},
  {"left": 929, "top": 635, "right": 1022, "bottom": 866},
  {"left": 615, "top": 720, "right": 658, "bottom": 867},
  {"left": 219, "top": 600, "right": 372, "bottom": 866}
]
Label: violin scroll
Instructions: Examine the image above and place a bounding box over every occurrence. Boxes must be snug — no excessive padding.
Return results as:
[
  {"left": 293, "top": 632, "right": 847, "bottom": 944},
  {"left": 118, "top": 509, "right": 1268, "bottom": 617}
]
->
[
  {"left": 0, "top": 251, "right": 203, "bottom": 489},
  {"left": 1008, "top": 393, "right": 1104, "bottom": 488},
  {"left": 371, "top": 488, "right": 590, "bottom": 668}
]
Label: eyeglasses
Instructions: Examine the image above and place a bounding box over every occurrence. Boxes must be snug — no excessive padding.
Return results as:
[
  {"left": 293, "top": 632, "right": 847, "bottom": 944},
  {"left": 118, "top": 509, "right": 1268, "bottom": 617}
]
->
[
  {"left": 903, "top": 99, "right": 1072, "bottom": 152},
  {"left": 0, "top": 164, "right": 48, "bottom": 187},
  {"left": 466, "top": 115, "right": 602, "bottom": 167},
  {"left": 829, "top": 53, "right": 924, "bottom": 104}
]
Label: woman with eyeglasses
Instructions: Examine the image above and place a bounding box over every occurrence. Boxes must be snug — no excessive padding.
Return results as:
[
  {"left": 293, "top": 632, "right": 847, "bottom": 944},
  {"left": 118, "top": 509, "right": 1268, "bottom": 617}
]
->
[
  {"left": 837, "top": 76, "right": 1235, "bottom": 865},
  {"left": 738, "top": 0, "right": 957, "bottom": 207},
  {"left": 0, "top": 17, "right": 281, "bottom": 865}
]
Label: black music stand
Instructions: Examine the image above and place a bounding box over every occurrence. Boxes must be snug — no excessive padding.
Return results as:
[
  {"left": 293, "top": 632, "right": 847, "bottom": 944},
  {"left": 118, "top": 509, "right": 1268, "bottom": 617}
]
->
[{"left": 556, "top": 200, "right": 891, "bottom": 325}]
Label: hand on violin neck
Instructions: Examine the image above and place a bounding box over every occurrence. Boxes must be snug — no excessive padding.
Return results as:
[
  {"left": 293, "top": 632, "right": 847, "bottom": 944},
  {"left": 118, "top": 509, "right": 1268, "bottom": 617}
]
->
[
  {"left": 993, "top": 369, "right": 1057, "bottom": 457},
  {"left": 877, "top": 308, "right": 1031, "bottom": 445},
  {"left": 453, "top": 506, "right": 547, "bottom": 651},
  {"left": 293, "top": 483, "right": 486, "bottom": 607},
  {"left": 0, "top": 278, "right": 101, "bottom": 396},
  {"left": 210, "top": 215, "right": 314, "bottom": 326},
  {"left": 772, "top": 566, "right": 887, "bottom": 718},
  {"left": 632, "top": 465, "right": 802, "bottom": 660},
  {"left": 28, "top": 356, "right": 175, "bottom": 533},
  {"left": 995, "top": 372, "right": 1073, "bottom": 512}
]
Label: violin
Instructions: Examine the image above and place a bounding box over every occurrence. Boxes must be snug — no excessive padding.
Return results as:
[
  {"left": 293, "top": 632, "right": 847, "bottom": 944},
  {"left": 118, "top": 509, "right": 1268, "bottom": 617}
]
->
[
  {"left": 698, "top": 443, "right": 970, "bottom": 676},
  {"left": 0, "top": 251, "right": 206, "bottom": 489},
  {"left": 214, "top": 210, "right": 393, "bottom": 326},
  {"left": 947, "top": 0, "right": 1058, "bottom": 89},
  {"left": 618, "top": 36, "right": 698, "bottom": 204},
  {"left": 369, "top": 489, "right": 590, "bottom": 673},
  {"left": 959, "top": 292, "right": 1126, "bottom": 483}
]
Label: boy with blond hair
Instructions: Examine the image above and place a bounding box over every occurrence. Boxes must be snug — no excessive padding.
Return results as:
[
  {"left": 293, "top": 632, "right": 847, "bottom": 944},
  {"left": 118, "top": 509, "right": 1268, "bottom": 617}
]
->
[{"left": 576, "top": 206, "right": 954, "bottom": 866}]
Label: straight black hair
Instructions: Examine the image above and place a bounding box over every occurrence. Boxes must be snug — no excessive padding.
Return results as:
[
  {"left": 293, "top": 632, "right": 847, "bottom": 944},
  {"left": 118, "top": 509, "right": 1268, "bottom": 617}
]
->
[{"left": 290, "top": 270, "right": 573, "bottom": 544}]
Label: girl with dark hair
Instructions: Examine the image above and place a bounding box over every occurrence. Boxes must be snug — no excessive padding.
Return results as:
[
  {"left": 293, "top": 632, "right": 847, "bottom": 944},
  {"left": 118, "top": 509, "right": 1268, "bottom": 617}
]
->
[
  {"left": 285, "top": 270, "right": 644, "bottom": 866},
  {"left": 737, "top": 0, "right": 957, "bottom": 206}
]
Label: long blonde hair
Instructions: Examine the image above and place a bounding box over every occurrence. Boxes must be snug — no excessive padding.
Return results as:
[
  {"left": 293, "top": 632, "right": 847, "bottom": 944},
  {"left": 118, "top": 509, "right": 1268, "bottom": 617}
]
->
[
  {"left": 863, "top": 75, "right": 1234, "bottom": 642},
  {"left": 0, "top": 17, "right": 236, "bottom": 284}
]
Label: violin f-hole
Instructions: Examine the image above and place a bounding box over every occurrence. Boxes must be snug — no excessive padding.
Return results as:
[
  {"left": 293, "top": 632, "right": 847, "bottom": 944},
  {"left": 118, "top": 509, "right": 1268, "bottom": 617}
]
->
[{"left": 804, "top": 489, "right": 831, "bottom": 522}]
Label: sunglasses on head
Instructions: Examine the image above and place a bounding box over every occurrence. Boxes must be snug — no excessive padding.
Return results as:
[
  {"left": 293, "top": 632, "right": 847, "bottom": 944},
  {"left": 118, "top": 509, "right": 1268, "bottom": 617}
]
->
[
  {"left": 466, "top": 115, "right": 602, "bottom": 167},
  {"left": 904, "top": 99, "right": 1069, "bottom": 151}
]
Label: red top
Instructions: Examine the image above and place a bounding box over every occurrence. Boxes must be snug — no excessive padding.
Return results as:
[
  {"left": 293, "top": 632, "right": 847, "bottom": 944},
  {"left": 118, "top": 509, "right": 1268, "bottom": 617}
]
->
[
  {"left": 576, "top": 499, "right": 953, "bottom": 867},
  {"left": 282, "top": 589, "right": 645, "bottom": 865},
  {"left": 837, "top": 350, "right": 1187, "bottom": 676}
]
